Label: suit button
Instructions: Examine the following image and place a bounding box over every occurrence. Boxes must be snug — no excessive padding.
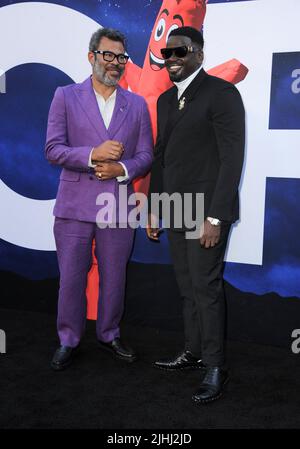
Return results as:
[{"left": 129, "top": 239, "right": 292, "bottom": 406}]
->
[{"left": 89, "top": 175, "right": 93, "bottom": 180}]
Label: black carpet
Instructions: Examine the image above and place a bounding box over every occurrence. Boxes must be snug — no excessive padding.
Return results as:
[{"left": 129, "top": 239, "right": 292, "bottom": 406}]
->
[{"left": 1, "top": 308, "right": 300, "bottom": 429}]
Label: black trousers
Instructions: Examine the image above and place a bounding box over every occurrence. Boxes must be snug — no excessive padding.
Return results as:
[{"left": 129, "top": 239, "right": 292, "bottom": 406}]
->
[{"left": 167, "top": 224, "right": 231, "bottom": 367}]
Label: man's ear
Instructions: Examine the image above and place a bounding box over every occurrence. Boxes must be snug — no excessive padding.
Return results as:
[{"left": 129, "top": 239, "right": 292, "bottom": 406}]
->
[
  {"left": 88, "top": 51, "right": 95, "bottom": 65},
  {"left": 197, "top": 49, "right": 204, "bottom": 65}
]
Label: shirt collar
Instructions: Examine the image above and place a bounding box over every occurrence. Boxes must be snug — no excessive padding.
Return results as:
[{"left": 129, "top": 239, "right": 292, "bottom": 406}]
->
[
  {"left": 174, "top": 65, "right": 202, "bottom": 98},
  {"left": 94, "top": 88, "right": 117, "bottom": 102}
]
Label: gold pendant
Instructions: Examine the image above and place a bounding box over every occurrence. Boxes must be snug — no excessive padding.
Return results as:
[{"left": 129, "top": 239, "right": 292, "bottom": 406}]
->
[{"left": 178, "top": 97, "right": 186, "bottom": 110}]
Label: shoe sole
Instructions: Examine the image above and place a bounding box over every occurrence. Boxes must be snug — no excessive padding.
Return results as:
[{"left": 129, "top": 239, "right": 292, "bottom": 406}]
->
[
  {"left": 98, "top": 342, "right": 138, "bottom": 363},
  {"left": 154, "top": 364, "right": 206, "bottom": 371},
  {"left": 192, "top": 378, "right": 229, "bottom": 404}
]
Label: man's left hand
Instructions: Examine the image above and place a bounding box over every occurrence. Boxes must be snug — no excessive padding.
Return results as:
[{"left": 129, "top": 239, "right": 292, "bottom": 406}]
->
[
  {"left": 94, "top": 162, "right": 125, "bottom": 180},
  {"left": 200, "top": 219, "right": 221, "bottom": 248}
]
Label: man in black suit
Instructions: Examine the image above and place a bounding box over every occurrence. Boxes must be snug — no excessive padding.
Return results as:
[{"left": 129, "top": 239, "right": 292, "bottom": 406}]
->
[{"left": 147, "top": 27, "right": 245, "bottom": 404}]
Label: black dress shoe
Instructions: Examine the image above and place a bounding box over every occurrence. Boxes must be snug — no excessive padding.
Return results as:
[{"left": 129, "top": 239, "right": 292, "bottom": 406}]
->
[
  {"left": 98, "top": 337, "right": 137, "bottom": 363},
  {"left": 154, "top": 350, "right": 205, "bottom": 371},
  {"left": 192, "top": 366, "right": 229, "bottom": 404},
  {"left": 51, "top": 345, "right": 79, "bottom": 371}
]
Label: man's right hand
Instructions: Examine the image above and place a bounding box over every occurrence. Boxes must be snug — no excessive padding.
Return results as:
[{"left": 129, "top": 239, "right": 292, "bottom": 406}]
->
[
  {"left": 91, "top": 140, "right": 124, "bottom": 163},
  {"left": 146, "top": 213, "right": 163, "bottom": 241}
]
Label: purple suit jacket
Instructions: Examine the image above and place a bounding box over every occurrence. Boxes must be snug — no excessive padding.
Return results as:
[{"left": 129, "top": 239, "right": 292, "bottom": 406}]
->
[{"left": 45, "top": 77, "right": 153, "bottom": 222}]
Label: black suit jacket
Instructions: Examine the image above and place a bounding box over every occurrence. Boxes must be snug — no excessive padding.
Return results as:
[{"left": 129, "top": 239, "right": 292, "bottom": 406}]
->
[{"left": 149, "top": 69, "right": 245, "bottom": 224}]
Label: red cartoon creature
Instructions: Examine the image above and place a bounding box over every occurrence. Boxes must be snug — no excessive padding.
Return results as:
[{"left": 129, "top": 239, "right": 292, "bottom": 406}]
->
[{"left": 86, "top": 0, "right": 248, "bottom": 320}]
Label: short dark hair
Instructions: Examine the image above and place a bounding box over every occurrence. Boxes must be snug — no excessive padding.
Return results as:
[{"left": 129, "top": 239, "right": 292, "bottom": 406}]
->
[
  {"left": 169, "top": 26, "right": 204, "bottom": 49},
  {"left": 89, "top": 27, "right": 127, "bottom": 52}
]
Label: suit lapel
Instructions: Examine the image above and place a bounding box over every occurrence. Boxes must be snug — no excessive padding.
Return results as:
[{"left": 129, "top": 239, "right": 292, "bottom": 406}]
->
[
  {"left": 158, "top": 87, "right": 177, "bottom": 139},
  {"left": 107, "top": 86, "right": 129, "bottom": 139},
  {"left": 74, "top": 77, "right": 109, "bottom": 141},
  {"left": 162, "top": 90, "right": 179, "bottom": 147},
  {"left": 166, "top": 69, "right": 207, "bottom": 136}
]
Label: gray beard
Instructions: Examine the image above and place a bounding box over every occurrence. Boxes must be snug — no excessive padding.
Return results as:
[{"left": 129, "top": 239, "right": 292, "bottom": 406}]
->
[{"left": 93, "top": 61, "right": 124, "bottom": 87}]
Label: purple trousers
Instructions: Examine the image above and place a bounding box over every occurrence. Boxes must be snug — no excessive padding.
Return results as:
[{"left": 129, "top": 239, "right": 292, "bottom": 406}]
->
[{"left": 54, "top": 218, "right": 135, "bottom": 347}]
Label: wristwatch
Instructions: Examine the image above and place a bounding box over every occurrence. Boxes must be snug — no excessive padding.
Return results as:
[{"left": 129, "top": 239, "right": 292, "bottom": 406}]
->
[{"left": 207, "top": 217, "right": 221, "bottom": 226}]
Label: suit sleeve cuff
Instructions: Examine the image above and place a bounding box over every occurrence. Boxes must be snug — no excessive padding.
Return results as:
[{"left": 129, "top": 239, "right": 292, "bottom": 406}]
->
[
  {"left": 116, "top": 162, "right": 129, "bottom": 182},
  {"left": 88, "top": 148, "right": 97, "bottom": 168}
]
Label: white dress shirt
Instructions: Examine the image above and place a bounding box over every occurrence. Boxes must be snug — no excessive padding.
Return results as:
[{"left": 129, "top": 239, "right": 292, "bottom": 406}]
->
[
  {"left": 88, "top": 88, "right": 128, "bottom": 182},
  {"left": 174, "top": 65, "right": 202, "bottom": 99}
]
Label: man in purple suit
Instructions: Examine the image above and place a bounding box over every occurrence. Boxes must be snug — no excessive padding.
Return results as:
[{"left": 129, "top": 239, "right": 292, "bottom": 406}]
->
[{"left": 45, "top": 28, "right": 153, "bottom": 370}]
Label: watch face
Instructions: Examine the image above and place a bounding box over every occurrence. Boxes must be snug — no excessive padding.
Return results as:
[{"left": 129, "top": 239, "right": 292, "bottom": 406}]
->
[{"left": 207, "top": 217, "right": 221, "bottom": 226}]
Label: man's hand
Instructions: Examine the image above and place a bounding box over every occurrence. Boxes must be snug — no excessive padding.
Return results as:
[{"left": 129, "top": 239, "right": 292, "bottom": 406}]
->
[
  {"left": 146, "top": 213, "right": 163, "bottom": 241},
  {"left": 92, "top": 140, "right": 124, "bottom": 163},
  {"left": 94, "top": 161, "right": 125, "bottom": 180},
  {"left": 200, "top": 219, "right": 221, "bottom": 248}
]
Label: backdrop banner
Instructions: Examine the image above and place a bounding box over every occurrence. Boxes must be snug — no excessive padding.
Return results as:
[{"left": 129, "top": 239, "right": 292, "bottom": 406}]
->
[{"left": 0, "top": 1, "right": 299, "bottom": 334}]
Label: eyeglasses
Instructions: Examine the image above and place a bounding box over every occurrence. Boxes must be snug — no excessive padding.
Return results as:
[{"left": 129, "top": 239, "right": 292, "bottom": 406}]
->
[
  {"left": 160, "top": 45, "right": 196, "bottom": 60},
  {"left": 93, "top": 50, "right": 129, "bottom": 64}
]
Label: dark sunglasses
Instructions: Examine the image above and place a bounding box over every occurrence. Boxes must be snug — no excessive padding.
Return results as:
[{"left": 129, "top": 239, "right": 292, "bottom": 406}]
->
[
  {"left": 93, "top": 50, "right": 129, "bottom": 64},
  {"left": 160, "top": 45, "right": 196, "bottom": 60}
]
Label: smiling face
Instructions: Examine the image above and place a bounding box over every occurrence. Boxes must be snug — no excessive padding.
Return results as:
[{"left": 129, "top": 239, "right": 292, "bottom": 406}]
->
[
  {"left": 164, "top": 35, "right": 203, "bottom": 82},
  {"left": 149, "top": 7, "right": 184, "bottom": 71},
  {"left": 88, "top": 36, "right": 126, "bottom": 86},
  {"left": 148, "top": 0, "right": 207, "bottom": 72}
]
